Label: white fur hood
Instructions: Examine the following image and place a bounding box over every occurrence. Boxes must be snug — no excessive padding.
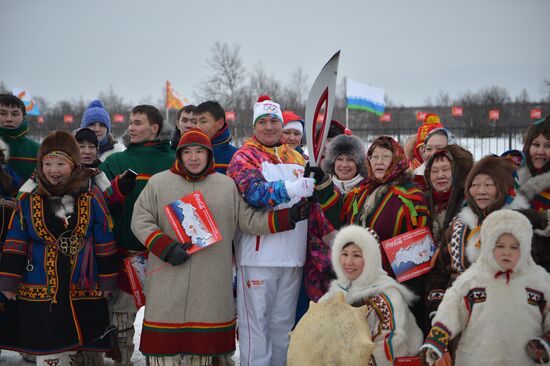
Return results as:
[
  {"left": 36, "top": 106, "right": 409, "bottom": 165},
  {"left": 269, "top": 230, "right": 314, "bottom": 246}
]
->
[{"left": 326, "top": 225, "right": 417, "bottom": 305}]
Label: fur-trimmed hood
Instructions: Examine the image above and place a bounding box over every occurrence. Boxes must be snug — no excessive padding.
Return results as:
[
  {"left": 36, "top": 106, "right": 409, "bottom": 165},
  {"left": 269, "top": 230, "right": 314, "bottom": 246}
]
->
[
  {"left": 523, "top": 115, "right": 550, "bottom": 176},
  {"left": 464, "top": 155, "right": 516, "bottom": 217},
  {"left": 478, "top": 210, "right": 534, "bottom": 274},
  {"left": 322, "top": 134, "right": 367, "bottom": 178},
  {"left": 424, "top": 144, "right": 473, "bottom": 191},
  {"left": 328, "top": 225, "right": 416, "bottom": 305}
]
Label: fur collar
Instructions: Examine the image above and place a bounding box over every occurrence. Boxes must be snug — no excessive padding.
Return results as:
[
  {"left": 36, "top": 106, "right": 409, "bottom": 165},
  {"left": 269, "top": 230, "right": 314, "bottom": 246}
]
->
[
  {"left": 507, "top": 168, "right": 550, "bottom": 210},
  {"left": 332, "top": 174, "right": 365, "bottom": 194},
  {"left": 328, "top": 225, "right": 417, "bottom": 306},
  {"left": 457, "top": 206, "right": 482, "bottom": 264}
]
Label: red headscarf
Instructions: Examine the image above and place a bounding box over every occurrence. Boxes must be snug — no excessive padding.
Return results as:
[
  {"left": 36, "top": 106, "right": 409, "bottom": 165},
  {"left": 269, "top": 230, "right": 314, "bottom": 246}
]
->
[
  {"left": 171, "top": 128, "right": 215, "bottom": 181},
  {"left": 366, "top": 136, "right": 408, "bottom": 187}
]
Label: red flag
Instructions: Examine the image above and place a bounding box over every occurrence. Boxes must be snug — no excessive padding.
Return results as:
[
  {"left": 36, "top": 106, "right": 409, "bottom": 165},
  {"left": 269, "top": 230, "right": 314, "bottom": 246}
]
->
[
  {"left": 64, "top": 115, "right": 74, "bottom": 123},
  {"left": 489, "top": 109, "right": 500, "bottom": 121},
  {"left": 416, "top": 111, "right": 427, "bottom": 122},
  {"left": 379, "top": 112, "right": 391, "bottom": 122},
  {"left": 531, "top": 108, "right": 542, "bottom": 119},
  {"left": 225, "top": 111, "right": 236, "bottom": 122},
  {"left": 451, "top": 106, "right": 463, "bottom": 117},
  {"left": 37, "top": 116, "right": 44, "bottom": 124},
  {"left": 114, "top": 114, "right": 125, "bottom": 123}
]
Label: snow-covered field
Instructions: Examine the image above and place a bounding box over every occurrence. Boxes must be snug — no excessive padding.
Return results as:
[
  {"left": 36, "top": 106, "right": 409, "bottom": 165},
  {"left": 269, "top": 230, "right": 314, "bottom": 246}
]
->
[
  {"left": 0, "top": 308, "right": 147, "bottom": 365},
  {"left": 1, "top": 308, "right": 241, "bottom": 365}
]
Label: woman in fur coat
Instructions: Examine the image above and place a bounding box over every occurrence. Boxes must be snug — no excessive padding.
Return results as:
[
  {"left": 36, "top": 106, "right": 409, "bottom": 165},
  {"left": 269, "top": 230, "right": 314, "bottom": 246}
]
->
[
  {"left": 423, "top": 145, "right": 473, "bottom": 245},
  {"left": 320, "top": 225, "right": 423, "bottom": 366},
  {"left": 358, "top": 136, "right": 430, "bottom": 332},
  {"left": 427, "top": 155, "right": 550, "bottom": 319},
  {"left": 513, "top": 115, "right": 550, "bottom": 212},
  {"left": 425, "top": 155, "right": 516, "bottom": 317},
  {"left": 305, "top": 134, "right": 368, "bottom": 302},
  {"left": 0, "top": 131, "right": 118, "bottom": 366},
  {"left": 421, "top": 210, "right": 550, "bottom": 366}
]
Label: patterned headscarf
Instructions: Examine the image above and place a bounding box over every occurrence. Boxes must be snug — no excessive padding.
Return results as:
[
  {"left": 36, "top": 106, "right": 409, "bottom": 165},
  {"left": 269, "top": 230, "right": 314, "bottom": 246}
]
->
[
  {"left": 366, "top": 136, "right": 408, "bottom": 187},
  {"left": 171, "top": 128, "right": 215, "bottom": 181}
]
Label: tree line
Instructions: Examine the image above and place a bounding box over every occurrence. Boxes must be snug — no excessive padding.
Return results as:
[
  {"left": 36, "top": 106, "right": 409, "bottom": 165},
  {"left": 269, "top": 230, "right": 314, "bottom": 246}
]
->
[{"left": 2, "top": 41, "right": 549, "bottom": 142}]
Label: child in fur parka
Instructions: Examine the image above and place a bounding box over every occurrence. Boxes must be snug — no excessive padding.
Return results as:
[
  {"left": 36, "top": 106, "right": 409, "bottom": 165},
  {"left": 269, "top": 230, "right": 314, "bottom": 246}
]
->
[
  {"left": 421, "top": 210, "right": 550, "bottom": 366},
  {"left": 320, "top": 225, "right": 423, "bottom": 365}
]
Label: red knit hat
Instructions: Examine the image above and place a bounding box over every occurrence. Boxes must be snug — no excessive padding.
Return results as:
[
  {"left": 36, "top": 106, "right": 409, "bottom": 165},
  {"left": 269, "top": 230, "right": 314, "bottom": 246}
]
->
[
  {"left": 414, "top": 113, "right": 443, "bottom": 163},
  {"left": 171, "top": 128, "right": 214, "bottom": 180}
]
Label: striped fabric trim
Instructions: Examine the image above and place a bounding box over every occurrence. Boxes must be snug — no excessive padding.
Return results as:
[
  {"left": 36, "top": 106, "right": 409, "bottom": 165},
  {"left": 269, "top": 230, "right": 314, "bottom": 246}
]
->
[
  {"left": 136, "top": 174, "right": 152, "bottom": 181},
  {"left": 425, "top": 322, "right": 452, "bottom": 354},
  {"left": 368, "top": 191, "right": 393, "bottom": 227},
  {"left": 98, "top": 272, "right": 118, "bottom": 279},
  {"left": 94, "top": 241, "right": 117, "bottom": 257},
  {"left": 268, "top": 209, "right": 292, "bottom": 233},
  {"left": 320, "top": 191, "right": 340, "bottom": 210},
  {"left": 3, "top": 239, "right": 27, "bottom": 255},
  {"left": 8, "top": 156, "right": 37, "bottom": 162},
  {"left": 0, "top": 271, "right": 22, "bottom": 279},
  {"left": 145, "top": 230, "right": 177, "bottom": 260},
  {"left": 143, "top": 319, "right": 236, "bottom": 333}
]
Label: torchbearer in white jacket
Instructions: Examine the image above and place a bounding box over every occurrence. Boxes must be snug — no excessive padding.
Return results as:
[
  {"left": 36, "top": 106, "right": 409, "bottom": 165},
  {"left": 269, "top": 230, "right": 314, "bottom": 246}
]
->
[
  {"left": 421, "top": 210, "right": 550, "bottom": 366},
  {"left": 226, "top": 96, "right": 314, "bottom": 366}
]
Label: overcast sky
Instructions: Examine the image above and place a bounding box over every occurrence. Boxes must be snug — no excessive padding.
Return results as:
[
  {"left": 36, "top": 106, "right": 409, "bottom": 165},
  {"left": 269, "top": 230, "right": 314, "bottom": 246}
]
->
[{"left": 1, "top": 0, "right": 549, "bottom": 107}]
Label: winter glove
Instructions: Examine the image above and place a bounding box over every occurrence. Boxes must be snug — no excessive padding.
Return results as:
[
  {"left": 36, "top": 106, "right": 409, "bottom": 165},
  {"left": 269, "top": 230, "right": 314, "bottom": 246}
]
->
[
  {"left": 284, "top": 177, "right": 315, "bottom": 200},
  {"left": 117, "top": 170, "right": 137, "bottom": 196},
  {"left": 526, "top": 339, "right": 550, "bottom": 364},
  {"left": 419, "top": 345, "right": 442, "bottom": 366},
  {"left": 165, "top": 243, "right": 192, "bottom": 266},
  {"left": 289, "top": 199, "right": 311, "bottom": 224},
  {"left": 304, "top": 163, "right": 326, "bottom": 184}
]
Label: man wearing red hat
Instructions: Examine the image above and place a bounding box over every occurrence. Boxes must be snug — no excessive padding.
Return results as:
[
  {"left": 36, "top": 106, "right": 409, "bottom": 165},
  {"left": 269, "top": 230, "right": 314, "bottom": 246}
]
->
[
  {"left": 227, "top": 96, "right": 314, "bottom": 366},
  {"left": 131, "top": 128, "right": 308, "bottom": 366}
]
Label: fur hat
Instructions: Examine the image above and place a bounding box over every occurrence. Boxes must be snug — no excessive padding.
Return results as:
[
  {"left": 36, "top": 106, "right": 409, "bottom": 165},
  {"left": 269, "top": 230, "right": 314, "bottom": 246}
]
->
[
  {"left": 253, "top": 95, "right": 283, "bottom": 126},
  {"left": 479, "top": 210, "right": 533, "bottom": 274},
  {"left": 464, "top": 155, "right": 516, "bottom": 216},
  {"left": 414, "top": 114, "right": 443, "bottom": 163},
  {"left": 331, "top": 225, "right": 386, "bottom": 290},
  {"left": 81, "top": 99, "right": 111, "bottom": 132},
  {"left": 425, "top": 144, "right": 474, "bottom": 190},
  {"left": 39, "top": 130, "right": 81, "bottom": 168},
  {"left": 523, "top": 115, "right": 550, "bottom": 175},
  {"left": 74, "top": 127, "right": 99, "bottom": 148},
  {"left": 322, "top": 134, "right": 367, "bottom": 178}
]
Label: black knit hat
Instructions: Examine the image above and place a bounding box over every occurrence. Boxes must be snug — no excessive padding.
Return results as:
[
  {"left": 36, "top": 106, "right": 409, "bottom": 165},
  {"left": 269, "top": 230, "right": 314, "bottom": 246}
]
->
[{"left": 74, "top": 128, "right": 99, "bottom": 148}]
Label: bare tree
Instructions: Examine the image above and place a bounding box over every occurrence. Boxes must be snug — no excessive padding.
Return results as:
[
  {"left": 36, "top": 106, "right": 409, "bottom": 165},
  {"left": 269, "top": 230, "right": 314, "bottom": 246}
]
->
[
  {"left": 515, "top": 88, "right": 530, "bottom": 104},
  {"left": 283, "top": 67, "right": 309, "bottom": 110},
  {"left": 434, "top": 90, "right": 451, "bottom": 107},
  {"left": 198, "top": 42, "right": 246, "bottom": 111}
]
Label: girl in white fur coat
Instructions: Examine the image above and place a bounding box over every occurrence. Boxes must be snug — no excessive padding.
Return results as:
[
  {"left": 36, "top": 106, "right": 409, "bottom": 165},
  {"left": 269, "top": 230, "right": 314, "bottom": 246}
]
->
[
  {"left": 320, "top": 225, "right": 423, "bottom": 365},
  {"left": 421, "top": 210, "right": 550, "bottom": 365}
]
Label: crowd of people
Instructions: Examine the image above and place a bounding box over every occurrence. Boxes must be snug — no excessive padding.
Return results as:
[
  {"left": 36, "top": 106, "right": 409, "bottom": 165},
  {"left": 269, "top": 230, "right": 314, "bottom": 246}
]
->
[{"left": 0, "top": 91, "right": 548, "bottom": 366}]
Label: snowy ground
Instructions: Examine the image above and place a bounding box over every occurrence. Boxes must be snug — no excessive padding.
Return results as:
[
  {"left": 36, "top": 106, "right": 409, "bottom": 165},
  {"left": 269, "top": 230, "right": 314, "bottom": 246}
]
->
[
  {"left": 0, "top": 308, "right": 241, "bottom": 365},
  {"left": 0, "top": 308, "right": 147, "bottom": 365}
]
